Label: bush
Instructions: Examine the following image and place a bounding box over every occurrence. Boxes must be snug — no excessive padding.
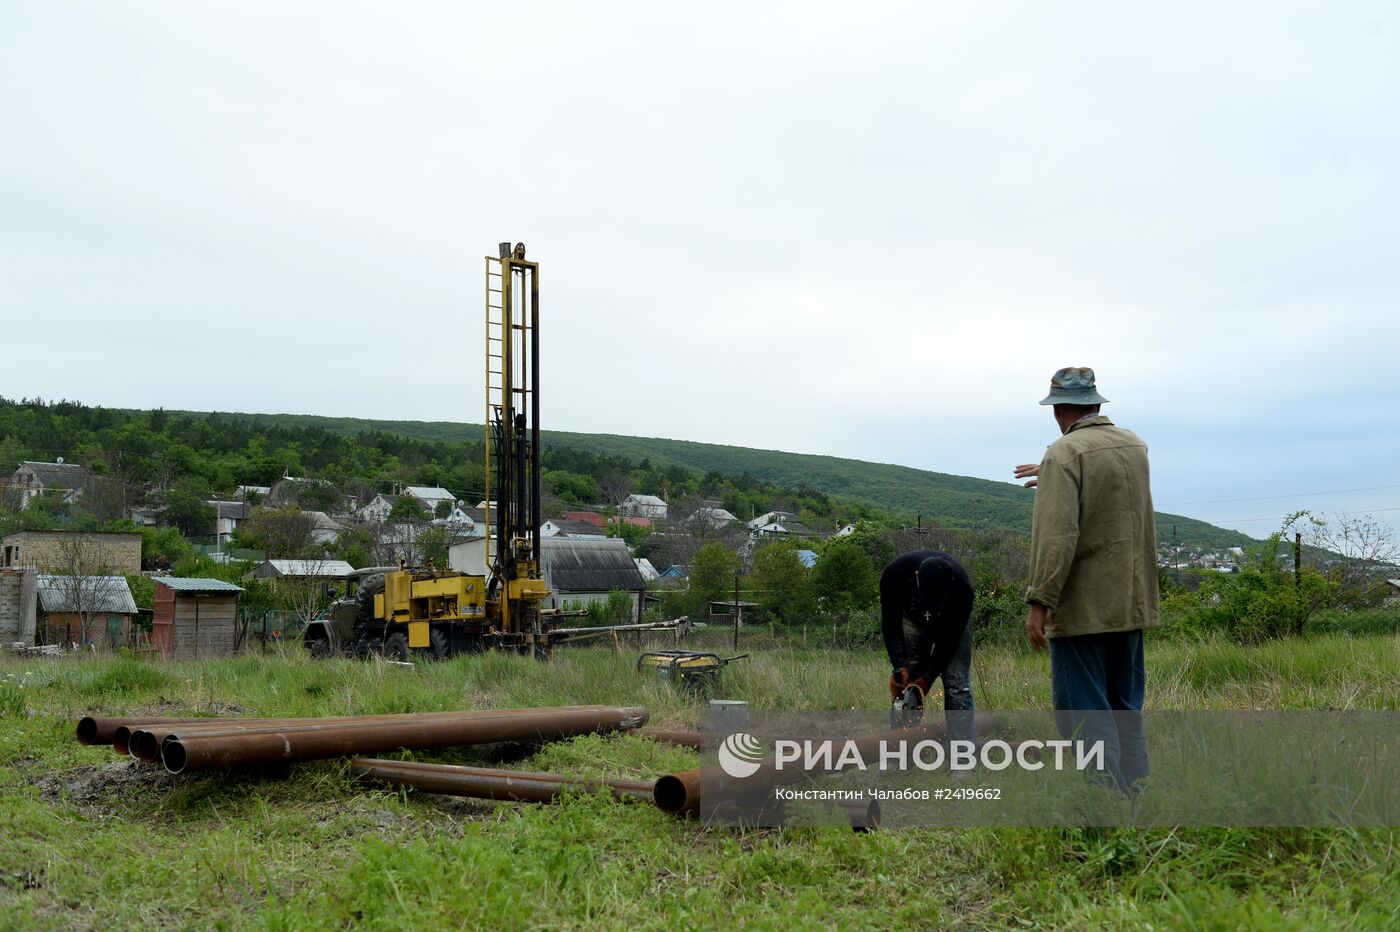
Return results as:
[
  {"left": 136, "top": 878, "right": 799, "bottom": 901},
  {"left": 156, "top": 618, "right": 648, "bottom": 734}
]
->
[
  {"left": 825, "top": 608, "right": 883, "bottom": 651},
  {"left": 584, "top": 589, "right": 637, "bottom": 626},
  {"left": 1166, "top": 534, "right": 1335, "bottom": 642},
  {"left": 971, "top": 574, "right": 1029, "bottom": 645}
]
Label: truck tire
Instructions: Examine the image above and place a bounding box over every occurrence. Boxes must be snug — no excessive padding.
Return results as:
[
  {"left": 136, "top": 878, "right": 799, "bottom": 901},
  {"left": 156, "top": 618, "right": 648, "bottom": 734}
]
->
[
  {"left": 355, "top": 574, "right": 386, "bottom": 631},
  {"left": 429, "top": 627, "right": 452, "bottom": 661},
  {"left": 383, "top": 633, "right": 411, "bottom": 663}
]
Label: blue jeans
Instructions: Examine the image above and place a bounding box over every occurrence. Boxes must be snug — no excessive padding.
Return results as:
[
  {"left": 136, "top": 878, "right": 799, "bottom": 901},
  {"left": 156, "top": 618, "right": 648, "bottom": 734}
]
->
[
  {"left": 902, "top": 616, "right": 975, "bottom": 743},
  {"left": 1049, "top": 629, "right": 1148, "bottom": 794}
]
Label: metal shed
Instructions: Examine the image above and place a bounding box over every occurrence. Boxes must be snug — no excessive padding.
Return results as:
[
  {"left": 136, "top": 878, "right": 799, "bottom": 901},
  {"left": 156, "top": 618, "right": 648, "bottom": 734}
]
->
[
  {"left": 540, "top": 538, "right": 646, "bottom": 619},
  {"left": 152, "top": 577, "right": 243, "bottom": 659},
  {"left": 35, "top": 574, "right": 138, "bottom": 648}
]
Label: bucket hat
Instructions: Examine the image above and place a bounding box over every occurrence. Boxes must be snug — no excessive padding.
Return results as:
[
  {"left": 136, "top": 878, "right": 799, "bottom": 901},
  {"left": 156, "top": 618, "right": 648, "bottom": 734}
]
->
[{"left": 1039, "top": 367, "right": 1109, "bottom": 406}]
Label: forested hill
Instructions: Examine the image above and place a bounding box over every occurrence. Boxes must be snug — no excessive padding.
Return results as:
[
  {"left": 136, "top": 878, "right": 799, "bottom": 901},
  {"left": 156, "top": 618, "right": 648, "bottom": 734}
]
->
[{"left": 160, "top": 409, "right": 1256, "bottom": 548}]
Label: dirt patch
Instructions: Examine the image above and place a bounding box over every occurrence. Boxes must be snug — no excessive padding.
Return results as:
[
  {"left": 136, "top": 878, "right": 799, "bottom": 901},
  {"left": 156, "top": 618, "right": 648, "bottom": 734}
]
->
[{"left": 32, "top": 758, "right": 188, "bottom": 818}]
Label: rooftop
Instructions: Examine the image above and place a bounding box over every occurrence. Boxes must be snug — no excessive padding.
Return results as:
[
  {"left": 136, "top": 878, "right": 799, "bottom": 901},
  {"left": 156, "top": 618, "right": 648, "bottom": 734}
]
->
[
  {"left": 36, "top": 575, "right": 138, "bottom": 614},
  {"left": 154, "top": 577, "right": 244, "bottom": 593},
  {"left": 248, "top": 559, "right": 356, "bottom": 578},
  {"left": 16, "top": 460, "right": 89, "bottom": 490},
  {"left": 541, "top": 538, "right": 646, "bottom": 592},
  {"left": 403, "top": 486, "right": 455, "bottom": 501},
  {"left": 548, "top": 519, "right": 608, "bottom": 537}
]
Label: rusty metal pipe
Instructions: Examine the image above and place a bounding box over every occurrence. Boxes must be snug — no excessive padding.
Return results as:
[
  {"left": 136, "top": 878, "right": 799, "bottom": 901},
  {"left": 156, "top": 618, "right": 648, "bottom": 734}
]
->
[
  {"left": 350, "top": 758, "right": 655, "bottom": 803},
  {"left": 100, "top": 708, "right": 557, "bottom": 753},
  {"left": 653, "top": 713, "right": 996, "bottom": 814},
  {"left": 77, "top": 716, "right": 212, "bottom": 747},
  {"left": 163, "top": 705, "right": 650, "bottom": 774},
  {"left": 641, "top": 728, "right": 703, "bottom": 750},
  {"left": 129, "top": 710, "right": 547, "bottom": 763}
]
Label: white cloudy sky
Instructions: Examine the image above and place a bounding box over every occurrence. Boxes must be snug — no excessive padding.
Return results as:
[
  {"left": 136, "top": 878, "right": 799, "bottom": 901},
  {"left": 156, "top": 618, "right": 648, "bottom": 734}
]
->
[{"left": 2, "top": 2, "right": 1397, "bottom": 537}]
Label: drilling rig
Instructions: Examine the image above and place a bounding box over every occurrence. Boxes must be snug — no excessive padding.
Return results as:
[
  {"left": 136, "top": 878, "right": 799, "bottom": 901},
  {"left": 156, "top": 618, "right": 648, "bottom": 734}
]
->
[
  {"left": 302, "top": 243, "right": 560, "bottom": 660},
  {"left": 481, "top": 240, "right": 553, "bottom": 656}
]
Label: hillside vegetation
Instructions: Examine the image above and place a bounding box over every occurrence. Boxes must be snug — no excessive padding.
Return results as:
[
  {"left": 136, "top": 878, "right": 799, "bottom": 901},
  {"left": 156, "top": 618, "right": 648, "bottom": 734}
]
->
[{"left": 162, "top": 408, "right": 1256, "bottom": 548}]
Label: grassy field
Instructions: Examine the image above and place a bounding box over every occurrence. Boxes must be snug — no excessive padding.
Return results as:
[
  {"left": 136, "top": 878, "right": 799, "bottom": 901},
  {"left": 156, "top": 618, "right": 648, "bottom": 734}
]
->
[{"left": 1, "top": 635, "right": 1397, "bottom": 929}]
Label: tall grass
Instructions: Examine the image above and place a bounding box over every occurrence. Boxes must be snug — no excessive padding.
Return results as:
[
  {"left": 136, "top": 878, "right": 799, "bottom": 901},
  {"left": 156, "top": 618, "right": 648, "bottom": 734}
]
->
[{"left": 0, "top": 634, "right": 1396, "bottom": 928}]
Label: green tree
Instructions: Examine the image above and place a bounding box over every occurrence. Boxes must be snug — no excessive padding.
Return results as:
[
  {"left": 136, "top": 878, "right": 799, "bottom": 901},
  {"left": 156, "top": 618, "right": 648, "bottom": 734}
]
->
[
  {"left": 748, "top": 541, "right": 815, "bottom": 625},
  {"left": 161, "top": 478, "right": 216, "bottom": 537},
  {"left": 244, "top": 506, "right": 317, "bottom": 559},
  {"left": 389, "top": 496, "right": 427, "bottom": 524},
  {"left": 812, "top": 540, "right": 879, "bottom": 613},
  {"left": 687, "top": 542, "right": 740, "bottom": 618},
  {"left": 418, "top": 526, "right": 452, "bottom": 566},
  {"left": 840, "top": 520, "right": 897, "bottom": 569},
  {"left": 546, "top": 471, "right": 602, "bottom": 507},
  {"left": 140, "top": 526, "right": 194, "bottom": 568},
  {"left": 605, "top": 519, "right": 650, "bottom": 548},
  {"left": 332, "top": 528, "right": 376, "bottom": 569}
]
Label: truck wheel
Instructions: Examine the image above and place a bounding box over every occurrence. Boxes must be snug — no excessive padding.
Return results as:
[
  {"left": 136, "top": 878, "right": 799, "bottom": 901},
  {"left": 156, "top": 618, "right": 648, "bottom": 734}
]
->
[
  {"left": 306, "top": 637, "right": 332, "bottom": 659},
  {"left": 355, "top": 574, "right": 386, "bottom": 629},
  {"left": 429, "top": 627, "right": 452, "bottom": 661},
  {"left": 383, "top": 633, "right": 411, "bottom": 663}
]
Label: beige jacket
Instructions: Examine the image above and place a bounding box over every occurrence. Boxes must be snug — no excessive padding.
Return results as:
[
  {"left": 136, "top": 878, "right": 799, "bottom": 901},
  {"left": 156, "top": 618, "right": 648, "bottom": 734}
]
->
[{"left": 1024, "top": 415, "right": 1160, "bottom": 638}]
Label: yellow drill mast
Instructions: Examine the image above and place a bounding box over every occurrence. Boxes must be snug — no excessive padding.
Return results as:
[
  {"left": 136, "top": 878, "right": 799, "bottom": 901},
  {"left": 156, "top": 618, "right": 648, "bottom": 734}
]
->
[{"left": 485, "top": 242, "right": 551, "bottom": 653}]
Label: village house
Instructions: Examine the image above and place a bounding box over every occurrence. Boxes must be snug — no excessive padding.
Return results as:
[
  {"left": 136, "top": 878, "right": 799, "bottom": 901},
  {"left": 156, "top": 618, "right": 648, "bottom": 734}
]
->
[
  {"left": 8, "top": 460, "right": 89, "bottom": 510},
  {"left": 208, "top": 500, "right": 248, "bottom": 545},
  {"left": 1, "top": 530, "right": 143, "bottom": 575},
  {"left": 432, "top": 505, "right": 479, "bottom": 533},
  {"left": 243, "top": 559, "right": 356, "bottom": 583},
  {"left": 356, "top": 493, "right": 400, "bottom": 523},
  {"left": 402, "top": 486, "right": 457, "bottom": 514},
  {"left": 445, "top": 536, "right": 646, "bottom": 618},
  {"left": 687, "top": 503, "right": 739, "bottom": 531},
  {"left": 619, "top": 494, "right": 668, "bottom": 520},
  {"left": 541, "top": 519, "right": 608, "bottom": 539},
  {"left": 304, "top": 511, "right": 347, "bottom": 545},
  {"left": 750, "top": 518, "right": 820, "bottom": 541},
  {"left": 747, "top": 510, "right": 798, "bottom": 531}
]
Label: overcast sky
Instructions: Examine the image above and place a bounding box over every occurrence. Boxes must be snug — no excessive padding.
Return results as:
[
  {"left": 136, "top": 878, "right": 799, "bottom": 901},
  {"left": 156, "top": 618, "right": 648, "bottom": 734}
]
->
[{"left": 2, "top": 2, "right": 1397, "bottom": 538}]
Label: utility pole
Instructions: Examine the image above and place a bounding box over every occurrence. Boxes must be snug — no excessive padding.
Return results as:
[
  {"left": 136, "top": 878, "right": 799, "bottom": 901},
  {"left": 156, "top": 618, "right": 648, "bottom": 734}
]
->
[
  {"left": 1293, "top": 531, "right": 1304, "bottom": 635},
  {"left": 733, "top": 570, "right": 741, "bottom": 649}
]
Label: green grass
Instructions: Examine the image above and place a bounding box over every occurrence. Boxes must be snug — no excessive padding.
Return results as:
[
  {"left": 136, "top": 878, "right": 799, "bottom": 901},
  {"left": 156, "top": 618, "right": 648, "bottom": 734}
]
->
[{"left": 1, "top": 637, "right": 1396, "bottom": 929}]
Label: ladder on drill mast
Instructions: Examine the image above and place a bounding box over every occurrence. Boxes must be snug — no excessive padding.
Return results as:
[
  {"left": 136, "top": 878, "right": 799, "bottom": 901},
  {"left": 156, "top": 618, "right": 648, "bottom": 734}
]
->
[{"left": 484, "top": 243, "right": 542, "bottom": 632}]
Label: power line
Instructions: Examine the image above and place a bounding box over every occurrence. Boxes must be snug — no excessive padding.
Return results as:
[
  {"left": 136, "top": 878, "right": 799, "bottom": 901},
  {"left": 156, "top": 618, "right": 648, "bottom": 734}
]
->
[
  {"left": 1199, "top": 504, "right": 1400, "bottom": 524},
  {"left": 1159, "top": 483, "right": 1400, "bottom": 507}
]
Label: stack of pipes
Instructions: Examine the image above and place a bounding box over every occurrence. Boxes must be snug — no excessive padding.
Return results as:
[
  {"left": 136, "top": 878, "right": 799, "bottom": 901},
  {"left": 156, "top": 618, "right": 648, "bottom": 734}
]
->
[
  {"left": 76, "top": 707, "right": 649, "bottom": 774},
  {"left": 73, "top": 712, "right": 973, "bottom": 830}
]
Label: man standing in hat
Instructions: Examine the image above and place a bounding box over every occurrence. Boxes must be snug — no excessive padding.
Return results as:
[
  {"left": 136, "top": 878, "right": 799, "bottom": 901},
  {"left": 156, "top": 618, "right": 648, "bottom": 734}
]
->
[{"left": 1019, "top": 367, "right": 1158, "bottom": 793}]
